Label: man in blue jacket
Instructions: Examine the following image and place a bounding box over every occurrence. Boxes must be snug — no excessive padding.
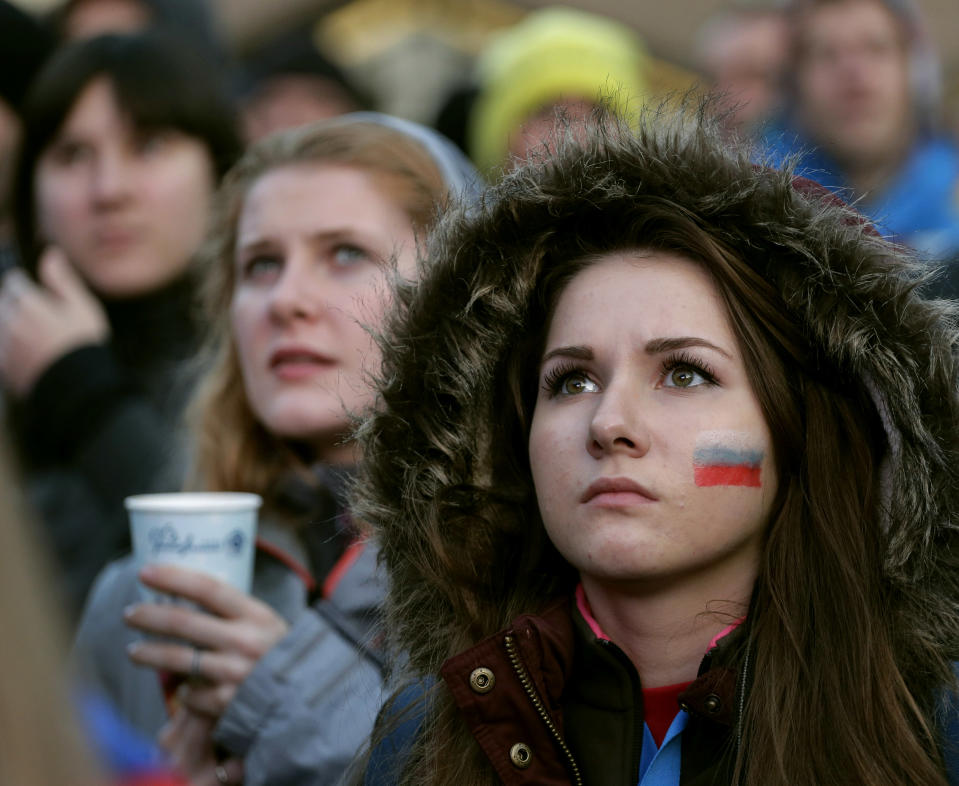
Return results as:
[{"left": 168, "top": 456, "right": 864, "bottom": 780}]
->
[{"left": 764, "top": 0, "right": 959, "bottom": 268}]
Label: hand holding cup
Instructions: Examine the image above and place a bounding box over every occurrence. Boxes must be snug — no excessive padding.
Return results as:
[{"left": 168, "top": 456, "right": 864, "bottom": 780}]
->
[{"left": 125, "top": 562, "right": 289, "bottom": 718}]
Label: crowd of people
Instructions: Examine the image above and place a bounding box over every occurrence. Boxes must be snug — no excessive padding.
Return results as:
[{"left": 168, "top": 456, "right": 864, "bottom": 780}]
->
[{"left": 0, "top": 1, "right": 957, "bottom": 785}]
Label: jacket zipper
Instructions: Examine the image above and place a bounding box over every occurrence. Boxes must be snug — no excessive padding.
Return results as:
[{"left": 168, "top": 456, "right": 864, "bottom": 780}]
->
[
  {"left": 504, "top": 633, "right": 584, "bottom": 785},
  {"left": 733, "top": 639, "right": 752, "bottom": 786}
]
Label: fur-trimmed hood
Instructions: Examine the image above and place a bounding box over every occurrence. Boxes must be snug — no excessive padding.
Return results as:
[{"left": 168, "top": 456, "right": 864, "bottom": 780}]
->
[{"left": 355, "top": 108, "right": 959, "bottom": 687}]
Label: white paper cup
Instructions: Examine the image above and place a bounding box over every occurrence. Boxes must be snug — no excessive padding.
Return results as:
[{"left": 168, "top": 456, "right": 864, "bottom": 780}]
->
[{"left": 126, "top": 492, "right": 261, "bottom": 600}]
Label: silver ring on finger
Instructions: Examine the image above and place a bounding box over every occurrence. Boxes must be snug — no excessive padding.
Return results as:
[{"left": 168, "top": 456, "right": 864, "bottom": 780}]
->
[
  {"left": 190, "top": 646, "right": 203, "bottom": 680},
  {"left": 214, "top": 764, "right": 230, "bottom": 784}
]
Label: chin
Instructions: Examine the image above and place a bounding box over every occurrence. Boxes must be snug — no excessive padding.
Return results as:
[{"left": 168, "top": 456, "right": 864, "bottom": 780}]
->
[
  {"left": 84, "top": 268, "right": 185, "bottom": 299},
  {"left": 262, "top": 409, "right": 348, "bottom": 444}
]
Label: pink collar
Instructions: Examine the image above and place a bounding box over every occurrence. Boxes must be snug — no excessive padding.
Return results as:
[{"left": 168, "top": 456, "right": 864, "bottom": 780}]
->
[{"left": 575, "top": 582, "right": 745, "bottom": 653}]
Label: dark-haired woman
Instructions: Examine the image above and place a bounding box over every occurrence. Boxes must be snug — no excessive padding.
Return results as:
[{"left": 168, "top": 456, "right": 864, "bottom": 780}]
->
[
  {"left": 0, "top": 31, "right": 242, "bottom": 617},
  {"left": 356, "top": 108, "right": 959, "bottom": 785}
]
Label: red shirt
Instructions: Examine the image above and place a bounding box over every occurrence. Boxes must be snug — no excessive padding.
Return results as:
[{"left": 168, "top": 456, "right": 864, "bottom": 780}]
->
[{"left": 642, "top": 680, "right": 692, "bottom": 747}]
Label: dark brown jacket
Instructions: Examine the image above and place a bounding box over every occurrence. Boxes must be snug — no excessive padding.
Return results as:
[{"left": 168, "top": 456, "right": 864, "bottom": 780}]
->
[{"left": 441, "top": 597, "right": 742, "bottom": 786}]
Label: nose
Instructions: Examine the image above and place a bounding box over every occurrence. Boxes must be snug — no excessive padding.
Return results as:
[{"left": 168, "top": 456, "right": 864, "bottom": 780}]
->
[
  {"left": 834, "top": 43, "right": 877, "bottom": 83},
  {"left": 90, "top": 149, "right": 133, "bottom": 207},
  {"left": 587, "top": 380, "right": 651, "bottom": 459},
  {"left": 268, "top": 252, "right": 323, "bottom": 323}
]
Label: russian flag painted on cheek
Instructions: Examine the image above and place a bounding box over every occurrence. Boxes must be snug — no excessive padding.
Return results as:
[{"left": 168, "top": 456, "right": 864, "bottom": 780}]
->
[{"left": 693, "top": 446, "right": 763, "bottom": 488}]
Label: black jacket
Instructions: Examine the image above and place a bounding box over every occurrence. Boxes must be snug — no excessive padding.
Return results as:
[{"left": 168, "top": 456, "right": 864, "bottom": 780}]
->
[{"left": 13, "top": 274, "right": 199, "bottom": 619}]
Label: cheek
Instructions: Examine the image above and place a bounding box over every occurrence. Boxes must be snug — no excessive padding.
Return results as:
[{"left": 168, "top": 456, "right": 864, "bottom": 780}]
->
[
  {"left": 687, "top": 430, "right": 778, "bottom": 527},
  {"left": 527, "top": 407, "right": 550, "bottom": 477},
  {"left": 178, "top": 164, "right": 214, "bottom": 214},
  {"left": 528, "top": 407, "right": 576, "bottom": 502},
  {"left": 230, "top": 299, "right": 263, "bottom": 387},
  {"left": 149, "top": 155, "right": 215, "bottom": 243},
  {"left": 337, "top": 273, "right": 389, "bottom": 361},
  {"left": 349, "top": 319, "right": 381, "bottom": 395},
  {"left": 167, "top": 177, "right": 213, "bottom": 241},
  {"left": 799, "top": 64, "right": 835, "bottom": 104},
  {"left": 882, "top": 67, "right": 911, "bottom": 111},
  {"left": 34, "top": 172, "right": 80, "bottom": 242},
  {"left": 691, "top": 431, "right": 769, "bottom": 488},
  {"left": 393, "top": 238, "right": 418, "bottom": 280}
]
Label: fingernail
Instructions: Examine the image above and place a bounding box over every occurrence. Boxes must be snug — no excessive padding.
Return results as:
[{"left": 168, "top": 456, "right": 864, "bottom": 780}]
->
[
  {"left": 139, "top": 564, "right": 158, "bottom": 580},
  {"left": 126, "top": 642, "right": 140, "bottom": 655},
  {"left": 123, "top": 604, "right": 137, "bottom": 619}
]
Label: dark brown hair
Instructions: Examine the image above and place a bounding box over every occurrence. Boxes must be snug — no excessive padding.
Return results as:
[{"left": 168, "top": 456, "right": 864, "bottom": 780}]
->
[
  {"left": 13, "top": 30, "right": 241, "bottom": 271},
  {"left": 504, "top": 213, "right": 935, "bottom": 785}
]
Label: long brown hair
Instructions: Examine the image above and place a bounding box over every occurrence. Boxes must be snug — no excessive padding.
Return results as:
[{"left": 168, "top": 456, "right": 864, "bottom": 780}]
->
[
  {"left": 355, "top": 108, "right": 959, "bottom": 784},
  {"left": 186, "top": 117, "right": 449, "bottom": 498},
  {"left": 507, "top": 213, "right": 939, "bottom": 784}
]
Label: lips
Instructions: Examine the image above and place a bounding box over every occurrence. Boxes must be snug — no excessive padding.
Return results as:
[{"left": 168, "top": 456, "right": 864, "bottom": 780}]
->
[
  {"left": 580, "top": 477, "right": 658, "bottom": 505},
  {"left": 269, "top": 346, "right": 335, "bottom": 379},
  {"left": 93, "top": 226, "right": 140, "bottom": 251}
]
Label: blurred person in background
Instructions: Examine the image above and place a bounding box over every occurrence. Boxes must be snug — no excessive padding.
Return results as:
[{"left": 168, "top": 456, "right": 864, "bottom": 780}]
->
[
  {"left": 0, "top": 32, "right": 242, "bottom": 619},
  {"left": 0, "top": 431, "right": 105, "bottom": 786},
  {"left": 74, "top": 113, "right": 481, "bottom": 786},
  {"left": 696, "top": 4, "right": 788, "bottom": 138},
  {"left": 0, "top": 1, "right": 54, "bottom": 272},
  {"left": 50, "top": 0, "right": 226, "bottom": 66},
  {"left": 467, "top": 6, "right": 648, "bottom": 177},
  {"left": 764, "top": 0, "right": 959, "bottom": 264},
  {"left": 238, "top": 24, "right": 368, "bottom": 144},
  {"left": 0, "top": 431, "right": 188, "bottom": 786}
]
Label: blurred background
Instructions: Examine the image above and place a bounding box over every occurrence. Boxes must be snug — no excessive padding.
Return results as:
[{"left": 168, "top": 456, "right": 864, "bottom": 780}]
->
[
  {"left": 1, "top": 2, "right": 957, "bottom": 781},
  {"left": 10, "top": 0, "right": 958, "bottom": 134}
]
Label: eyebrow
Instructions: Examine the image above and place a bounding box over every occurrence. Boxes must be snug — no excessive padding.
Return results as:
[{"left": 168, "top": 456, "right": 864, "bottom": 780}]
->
[
  {"left": 540, "top": 345, "right": 593, "bottom": 365},
  {"left": 237, "top": 228, "right": 364, "bottom": 251},
  {"left": 236, "top": 238, "right": 276, "bottom": 255},
  {"left": 644, "top": 336, "right": 732, "bottom": 359},
  {"left": 539, "top": 336, "right": 732, "bottom": 367}
]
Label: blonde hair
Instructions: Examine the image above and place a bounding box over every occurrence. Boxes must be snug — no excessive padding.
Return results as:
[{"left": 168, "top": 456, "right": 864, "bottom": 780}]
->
[
  {"left": 187, "top": 118, "right": 449, "bottom": 497},
  {"left": 0, "top": 441, "right": 102, "bottom": 786}
]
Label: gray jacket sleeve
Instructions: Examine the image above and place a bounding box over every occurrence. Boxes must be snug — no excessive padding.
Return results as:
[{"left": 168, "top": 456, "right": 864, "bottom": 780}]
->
[{"left": 213, "top": 542, "right": 386, "bottom": 786}]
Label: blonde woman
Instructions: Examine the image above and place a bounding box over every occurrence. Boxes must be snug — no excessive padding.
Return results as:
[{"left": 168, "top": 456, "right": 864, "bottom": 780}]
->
[{"left": 74, "top": 113, "right": 481, "bottom": 786}]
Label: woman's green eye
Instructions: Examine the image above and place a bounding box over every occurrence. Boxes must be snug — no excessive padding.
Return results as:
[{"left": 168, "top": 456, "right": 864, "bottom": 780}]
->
[
  {"left": 561, "top": 373, "right": 598, "bottom": 395},
  {"left": 665, "top": 366, "right": 706, "bottom": 388}
]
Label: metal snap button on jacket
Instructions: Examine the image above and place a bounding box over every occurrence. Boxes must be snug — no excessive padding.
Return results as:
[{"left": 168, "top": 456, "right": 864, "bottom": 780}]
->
[
  {"left": 704, "top": 693, "right": 722, "bottom": 715},
  {"left": 469, "top": 667, "right": 495, "bottom": 694},
  {"left": 509, "top": 742, "right": 532, "bottom": 768}
]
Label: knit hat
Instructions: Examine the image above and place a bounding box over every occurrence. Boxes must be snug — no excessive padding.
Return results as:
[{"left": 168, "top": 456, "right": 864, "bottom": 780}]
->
[
  {"left": 468, "top": 6, "right": 647, "bottom": 176},
  {"left": 332, "top": 111, "right": 485, "bottom": 206}
]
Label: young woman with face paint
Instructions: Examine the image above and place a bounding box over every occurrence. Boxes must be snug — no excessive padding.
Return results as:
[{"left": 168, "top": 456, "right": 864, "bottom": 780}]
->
[
  {"left": 354, "top": 108, "right": 959, "bottom": 786},
  {"left": 72, "top": 114, "right": 482, "bottom": 786}
]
